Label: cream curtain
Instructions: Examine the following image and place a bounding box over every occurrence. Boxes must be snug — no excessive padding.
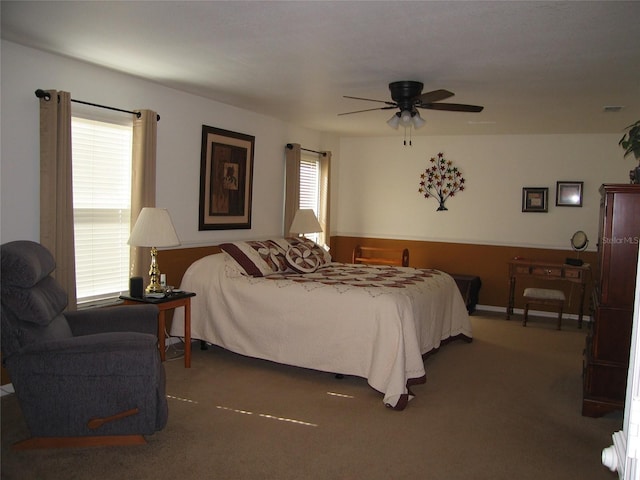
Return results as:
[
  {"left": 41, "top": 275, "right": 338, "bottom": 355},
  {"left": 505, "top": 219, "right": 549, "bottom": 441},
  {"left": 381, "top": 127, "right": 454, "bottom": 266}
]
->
[
  {"left": 39, "top": 90, "right": 77, "bottom": 310},
  {"left": 318, "top": 151, "right": 331, "bottom": 249},
  {"left": 283, "top": 143, "right": 331, "bottom": 247},
  {"left": 284, "top": 143, "right": 301, "bottom": 235},
  {"left": 129, "top": 110, "right": 158, "bottom": 285}
]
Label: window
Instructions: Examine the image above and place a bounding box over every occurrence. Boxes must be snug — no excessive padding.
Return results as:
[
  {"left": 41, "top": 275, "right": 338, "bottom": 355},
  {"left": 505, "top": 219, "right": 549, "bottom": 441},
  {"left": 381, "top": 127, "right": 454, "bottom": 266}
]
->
[
  {"left": 71, "top": 114, "right": 133, "bottom": 305},
  {"left": 299, "top": 153, "right": 320, "bottom": 244},
  {"left": 285, "top": 145, "right": 330, "bottom": 248}
]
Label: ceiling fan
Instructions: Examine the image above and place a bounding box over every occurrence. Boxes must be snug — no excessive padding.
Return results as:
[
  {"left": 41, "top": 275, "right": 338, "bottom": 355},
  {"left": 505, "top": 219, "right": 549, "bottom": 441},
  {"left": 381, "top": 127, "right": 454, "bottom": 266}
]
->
[{"left": 339, "top": 81, "right": 484, "bottom": 130}]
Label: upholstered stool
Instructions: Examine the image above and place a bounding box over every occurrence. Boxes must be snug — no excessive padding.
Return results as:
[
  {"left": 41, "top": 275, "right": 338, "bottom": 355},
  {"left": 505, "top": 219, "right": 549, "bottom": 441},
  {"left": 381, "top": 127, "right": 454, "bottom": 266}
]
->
[{"left": 523, "top": 287, "right": 566, "bottom": 330}]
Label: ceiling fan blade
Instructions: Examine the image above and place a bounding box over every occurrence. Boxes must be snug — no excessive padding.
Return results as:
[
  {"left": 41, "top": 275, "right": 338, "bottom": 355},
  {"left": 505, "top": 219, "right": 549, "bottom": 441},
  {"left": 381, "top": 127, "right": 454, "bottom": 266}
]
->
[
  {"left": 418, "top": 89, "right": 455, "bottom": 104},
  {"left": 420, "top": 102, "right": 484, "bottom": 112},
  {"left": 343, "top": 95, "right": 397, "bottom": 106},
  {"left": 338, "top": 106, "right": 397, "bottom": 116}
]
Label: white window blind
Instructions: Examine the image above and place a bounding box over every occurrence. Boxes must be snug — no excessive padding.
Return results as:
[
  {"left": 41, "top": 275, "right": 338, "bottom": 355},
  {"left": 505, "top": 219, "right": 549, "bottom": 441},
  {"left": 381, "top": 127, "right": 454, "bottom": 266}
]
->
[
  {"left": 300, "top": 154, "right": 320, "bottom": 243},
  {"left": 71, "top": 116, "right": 133, "bottom": 305}
]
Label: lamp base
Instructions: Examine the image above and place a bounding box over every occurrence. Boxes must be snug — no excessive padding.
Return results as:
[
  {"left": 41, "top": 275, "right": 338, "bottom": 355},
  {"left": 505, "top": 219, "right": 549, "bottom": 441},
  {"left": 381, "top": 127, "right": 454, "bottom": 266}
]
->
[
  {"left": 145, "top": 246, "right": 165, "bottom": 294},
  {"left": 145, "top": 282, "right": 165, "bottom": 294}
]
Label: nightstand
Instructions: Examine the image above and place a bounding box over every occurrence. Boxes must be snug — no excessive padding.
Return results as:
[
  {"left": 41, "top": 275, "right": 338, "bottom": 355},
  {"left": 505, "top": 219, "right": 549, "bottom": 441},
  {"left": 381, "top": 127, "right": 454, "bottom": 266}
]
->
[{"left": 120, "top": 291, "right": 195, "bottom": 368}]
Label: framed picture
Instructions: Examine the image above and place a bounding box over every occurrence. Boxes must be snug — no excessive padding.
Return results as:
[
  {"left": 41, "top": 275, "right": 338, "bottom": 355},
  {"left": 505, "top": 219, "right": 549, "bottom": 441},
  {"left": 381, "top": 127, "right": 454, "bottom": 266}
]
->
[
  {"left": 199, "top": 125, "right": 255, "bottom": 230},
  {"left": 556, "top": 181, "right": 583, "bottom": 207},
  {"left": 522, "top": 187, "right": 548, "bottom": 213}
]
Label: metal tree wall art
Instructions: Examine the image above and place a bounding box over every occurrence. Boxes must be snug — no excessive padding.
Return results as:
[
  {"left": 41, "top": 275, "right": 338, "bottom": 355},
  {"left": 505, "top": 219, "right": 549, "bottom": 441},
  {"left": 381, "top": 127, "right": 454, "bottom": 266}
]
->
[{"left": 418, "top": 152, "right": 465, "bottom": 211}]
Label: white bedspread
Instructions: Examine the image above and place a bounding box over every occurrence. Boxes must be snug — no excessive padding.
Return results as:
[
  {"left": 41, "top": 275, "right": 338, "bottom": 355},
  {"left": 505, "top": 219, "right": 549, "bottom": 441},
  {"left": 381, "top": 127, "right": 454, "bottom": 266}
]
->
[{"left": 170, "top": 253, "right": 472, "bottom": 409}]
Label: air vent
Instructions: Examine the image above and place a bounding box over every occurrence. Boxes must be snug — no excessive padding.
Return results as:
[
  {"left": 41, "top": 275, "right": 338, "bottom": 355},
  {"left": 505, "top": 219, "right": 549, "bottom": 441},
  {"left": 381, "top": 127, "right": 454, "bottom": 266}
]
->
[{"left": 603, "top": 106, "right": 624, "bottom": 113}]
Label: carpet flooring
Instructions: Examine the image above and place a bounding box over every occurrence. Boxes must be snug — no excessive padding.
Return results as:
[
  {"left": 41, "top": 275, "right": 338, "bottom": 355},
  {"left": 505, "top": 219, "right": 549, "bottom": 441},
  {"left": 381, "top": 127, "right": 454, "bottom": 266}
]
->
[{"left": 1, "top": 312, "right": 622, "bottom": 479}]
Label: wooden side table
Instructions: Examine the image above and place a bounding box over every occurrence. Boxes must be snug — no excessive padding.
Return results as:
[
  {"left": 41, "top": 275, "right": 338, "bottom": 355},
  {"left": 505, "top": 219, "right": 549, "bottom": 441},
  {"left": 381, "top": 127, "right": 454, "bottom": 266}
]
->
[{"left": 120, "top": 291, "right": 195, "bottom": 368}]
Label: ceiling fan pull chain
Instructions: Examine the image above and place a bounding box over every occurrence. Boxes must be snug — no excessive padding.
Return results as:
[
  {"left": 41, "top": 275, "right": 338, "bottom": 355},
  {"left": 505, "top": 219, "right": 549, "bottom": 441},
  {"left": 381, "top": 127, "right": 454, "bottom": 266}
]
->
[{"left": 402, "top": 126, "right": 413, "bottom": 146}]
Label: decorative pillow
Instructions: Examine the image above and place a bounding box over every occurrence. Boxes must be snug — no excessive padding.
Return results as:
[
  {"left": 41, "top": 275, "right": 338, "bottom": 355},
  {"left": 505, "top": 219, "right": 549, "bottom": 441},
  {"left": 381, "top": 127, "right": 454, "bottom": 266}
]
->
[
  {"left": 219, "top": 239, "right": 291, "bottom": 277},
  {"left": 285, "top": 243, "right": 322, "bottom": 273},
  {"left": 285, "top": 237, "right": 332, "bottom": 267}
]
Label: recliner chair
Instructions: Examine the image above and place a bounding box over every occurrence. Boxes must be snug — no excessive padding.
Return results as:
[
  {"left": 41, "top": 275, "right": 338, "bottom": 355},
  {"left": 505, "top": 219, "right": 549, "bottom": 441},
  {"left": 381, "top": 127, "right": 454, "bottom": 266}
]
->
[{"left": 1, "top": 240, "right": 168, "bottom": 449}]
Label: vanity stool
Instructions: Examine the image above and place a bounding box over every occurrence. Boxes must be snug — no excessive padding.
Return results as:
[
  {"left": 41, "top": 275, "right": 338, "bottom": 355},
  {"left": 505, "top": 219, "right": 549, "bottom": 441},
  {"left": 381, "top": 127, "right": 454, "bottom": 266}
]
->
[{"left": 523, "top": 287, "right": 565, "bottom": 330}]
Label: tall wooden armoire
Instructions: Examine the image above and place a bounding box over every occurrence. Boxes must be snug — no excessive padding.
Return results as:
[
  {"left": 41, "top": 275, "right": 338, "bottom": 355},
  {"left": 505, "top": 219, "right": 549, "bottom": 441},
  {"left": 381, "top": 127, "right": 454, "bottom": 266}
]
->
[{"left": 583, "top": 184, "right": 640, "bottom": 417}]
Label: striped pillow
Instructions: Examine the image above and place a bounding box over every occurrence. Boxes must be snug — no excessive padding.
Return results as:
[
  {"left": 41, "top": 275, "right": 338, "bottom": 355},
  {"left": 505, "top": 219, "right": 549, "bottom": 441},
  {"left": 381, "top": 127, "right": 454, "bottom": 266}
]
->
[{"left": 219, "top": 239, "right": 290, "bottom": 277}]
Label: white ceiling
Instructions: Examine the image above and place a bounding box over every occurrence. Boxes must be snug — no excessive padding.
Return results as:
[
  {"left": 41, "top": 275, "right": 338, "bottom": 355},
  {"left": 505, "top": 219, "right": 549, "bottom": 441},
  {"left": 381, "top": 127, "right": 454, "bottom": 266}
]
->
[{"left": 2, "top": 0, "right": 639, "bottom": 137}]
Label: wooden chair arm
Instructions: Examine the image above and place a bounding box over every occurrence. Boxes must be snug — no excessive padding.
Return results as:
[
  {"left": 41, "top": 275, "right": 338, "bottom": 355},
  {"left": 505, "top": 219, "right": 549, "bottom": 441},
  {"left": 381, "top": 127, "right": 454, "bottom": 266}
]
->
[{"left": 87, "top": 408, "right": 140, "bottom": 430}]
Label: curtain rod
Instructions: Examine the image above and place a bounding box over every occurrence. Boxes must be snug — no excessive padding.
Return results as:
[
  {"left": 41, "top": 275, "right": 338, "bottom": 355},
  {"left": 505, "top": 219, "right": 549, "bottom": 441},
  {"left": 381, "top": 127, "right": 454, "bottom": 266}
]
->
[
  {"left": 35, "top": 89, "right": 160, "bottom": 121},
  {"left": 286, "top": 143, "right": 327, "bottom": 157}
]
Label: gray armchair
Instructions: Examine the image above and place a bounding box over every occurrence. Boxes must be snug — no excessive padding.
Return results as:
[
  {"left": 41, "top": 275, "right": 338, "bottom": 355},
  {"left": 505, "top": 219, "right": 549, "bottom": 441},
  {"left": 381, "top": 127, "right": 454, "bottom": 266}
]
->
[{"left": 1, "top": 240, "right": 168, "bottom": 449}]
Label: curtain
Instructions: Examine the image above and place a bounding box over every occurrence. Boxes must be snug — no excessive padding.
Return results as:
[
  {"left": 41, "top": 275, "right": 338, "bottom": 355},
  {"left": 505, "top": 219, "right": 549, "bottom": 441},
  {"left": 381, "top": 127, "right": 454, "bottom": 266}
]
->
[
  {"left": 284, "top": 143, "right": 301, "bottom": 235},
  {"left": 39, "top": 90, "right": 77, "bottom": 310},
  {"left": 129, "top": 110, "right": 158, "bottom": 286},
  {"left": 283, "top": 143, "right": 331, "bottom": 248},
  {"left": 318, "top": 151, "right": 331, "bottom": 249}
]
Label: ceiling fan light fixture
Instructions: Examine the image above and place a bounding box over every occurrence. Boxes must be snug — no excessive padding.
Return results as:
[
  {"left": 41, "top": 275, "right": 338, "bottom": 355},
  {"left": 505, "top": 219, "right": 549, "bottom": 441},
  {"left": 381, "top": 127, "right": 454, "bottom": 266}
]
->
[
  {"left": 399, "top": 110, "right": 413, "bottom": 127},
  {"left": 387, "top": 113, "right": 400, "bottom": 129},
  {"left": 412, "top": 111, "right": 426, "bottom": 129}
]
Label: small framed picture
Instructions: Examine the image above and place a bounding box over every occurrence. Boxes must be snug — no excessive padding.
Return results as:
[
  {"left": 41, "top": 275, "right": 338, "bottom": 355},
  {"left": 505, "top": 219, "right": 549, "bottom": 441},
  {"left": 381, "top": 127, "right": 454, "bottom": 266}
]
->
[
  {"left": 522, "top": 187, "right": 548, "bottom": 213},
  {"left": 556, "top": 181, "right": 583, "bottom": 207}
]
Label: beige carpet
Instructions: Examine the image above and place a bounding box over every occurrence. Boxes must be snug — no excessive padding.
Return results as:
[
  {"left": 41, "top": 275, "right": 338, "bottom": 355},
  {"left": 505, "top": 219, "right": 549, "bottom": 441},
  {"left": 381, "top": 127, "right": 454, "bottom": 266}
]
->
[{"left": 1, "top": 312, "right": 621, "bottom": 480}]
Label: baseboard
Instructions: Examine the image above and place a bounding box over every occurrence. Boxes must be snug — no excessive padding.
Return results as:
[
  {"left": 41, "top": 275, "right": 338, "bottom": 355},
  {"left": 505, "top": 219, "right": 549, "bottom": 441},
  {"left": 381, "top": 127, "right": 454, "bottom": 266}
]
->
[{"left": 475, "top": 304, "right": 591, "bottom": 323}]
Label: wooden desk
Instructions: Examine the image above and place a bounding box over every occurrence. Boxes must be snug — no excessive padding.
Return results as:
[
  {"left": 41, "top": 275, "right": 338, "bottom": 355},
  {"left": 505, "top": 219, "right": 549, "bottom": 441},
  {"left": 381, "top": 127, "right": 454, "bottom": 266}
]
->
[
  {"left": 506, "top": 259, "right": 590, "bottom": 327},
  {"left": 120, "top": 292, "right": 195, "bottom": 368}
]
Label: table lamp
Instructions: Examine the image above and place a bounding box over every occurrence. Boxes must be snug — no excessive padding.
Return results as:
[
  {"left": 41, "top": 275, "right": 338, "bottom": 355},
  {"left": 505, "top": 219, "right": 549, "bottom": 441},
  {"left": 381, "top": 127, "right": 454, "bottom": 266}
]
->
[
  {"left": 289, "top": 209, "right": 322, "bottom": 238},
  {"left": 128, "top": 207, "right": 180, "bottom": 293}
]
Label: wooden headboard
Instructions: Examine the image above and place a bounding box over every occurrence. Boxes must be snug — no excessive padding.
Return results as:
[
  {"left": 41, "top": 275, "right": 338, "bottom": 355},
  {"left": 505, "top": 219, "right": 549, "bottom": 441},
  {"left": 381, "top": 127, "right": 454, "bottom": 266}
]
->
[
  {"left": 157, "top": 245, "right": 221, "bottom": 288},
  {"left": 352, "top": 245, "right": 409, "bottom": 267}
]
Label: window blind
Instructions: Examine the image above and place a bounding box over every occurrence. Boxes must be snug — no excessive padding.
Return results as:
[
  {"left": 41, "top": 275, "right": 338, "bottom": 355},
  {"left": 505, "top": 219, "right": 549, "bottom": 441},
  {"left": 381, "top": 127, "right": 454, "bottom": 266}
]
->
[
  {"left": 299, "top": 154, "right": 320, "bottom": 243},
  {"left": 71, "top": 116, "right": 133, "bottom": 305}
]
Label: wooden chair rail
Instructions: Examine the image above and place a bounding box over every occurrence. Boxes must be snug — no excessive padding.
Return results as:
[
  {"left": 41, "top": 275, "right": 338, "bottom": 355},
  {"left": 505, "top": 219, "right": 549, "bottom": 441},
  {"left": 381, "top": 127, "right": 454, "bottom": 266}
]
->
[{"left": 352, "top": 245, "right": 409, "bottom": 267}]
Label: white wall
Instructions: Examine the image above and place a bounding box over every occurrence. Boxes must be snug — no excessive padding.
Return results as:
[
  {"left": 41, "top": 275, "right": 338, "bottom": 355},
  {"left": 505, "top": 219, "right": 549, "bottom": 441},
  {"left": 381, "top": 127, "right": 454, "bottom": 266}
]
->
[
  {"left": 335, "top": 133, "right": 633, "bottom": 250},
  {"left": 2, "top": 40, "right": 636, "bottom": 253},
  {"left": 0, "top": 40, "right": 327, "bottom": 246}
]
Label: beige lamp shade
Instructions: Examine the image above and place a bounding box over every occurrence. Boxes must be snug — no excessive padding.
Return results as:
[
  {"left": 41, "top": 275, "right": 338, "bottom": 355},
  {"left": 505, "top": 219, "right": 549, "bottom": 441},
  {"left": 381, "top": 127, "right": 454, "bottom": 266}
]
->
[
  {"left": 128, "top": 208, "right": 180, "bottom": 247},
  {"left": 289, "top": 209, "right": 322, "bottom": 235},
  {"left": 128, "top": 208, "right": 180, "bottom": 294}
]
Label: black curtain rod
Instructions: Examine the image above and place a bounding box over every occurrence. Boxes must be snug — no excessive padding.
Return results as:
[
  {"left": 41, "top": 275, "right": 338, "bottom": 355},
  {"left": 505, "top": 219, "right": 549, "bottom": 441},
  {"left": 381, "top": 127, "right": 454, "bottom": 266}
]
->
[
  {"left": 286, "top": 143, "right": 327, "bottom": 157},
  {"left": 35, "top": 89, "right": 160, "bottom": 121}
]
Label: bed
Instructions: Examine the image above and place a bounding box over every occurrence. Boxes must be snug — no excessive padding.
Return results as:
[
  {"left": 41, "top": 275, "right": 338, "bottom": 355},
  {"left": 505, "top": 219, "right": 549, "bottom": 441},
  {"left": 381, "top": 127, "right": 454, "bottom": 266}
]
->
[{"left": 169, "top": 237, "right": 472, "bottom": 410}]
